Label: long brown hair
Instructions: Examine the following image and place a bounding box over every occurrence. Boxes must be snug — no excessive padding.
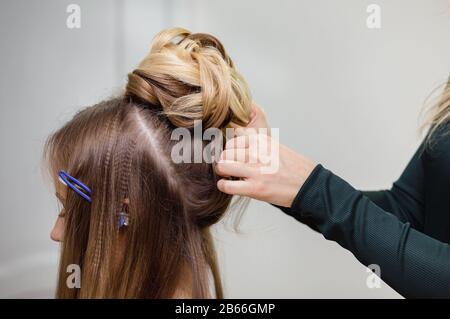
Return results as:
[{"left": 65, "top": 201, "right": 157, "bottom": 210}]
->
[{"left": 44, "top": 28, "right": 252, "bottom": 298}]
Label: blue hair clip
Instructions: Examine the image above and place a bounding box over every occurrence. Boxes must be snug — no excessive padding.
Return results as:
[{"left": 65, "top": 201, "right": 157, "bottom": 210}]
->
[
  {"left": 58, "top": 170, "right": 131, "bottom": 228},
  {"left": 118, "top": 212, "right": 129, "bottom": 228},
  {"left": 58, "top": 170, "right": 92, "bottom": 202}
]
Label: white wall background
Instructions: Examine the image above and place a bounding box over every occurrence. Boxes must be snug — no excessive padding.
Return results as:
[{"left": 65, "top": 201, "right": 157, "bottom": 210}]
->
[{"left": 0, "top": 0, "right": 449, "bottom": 298}]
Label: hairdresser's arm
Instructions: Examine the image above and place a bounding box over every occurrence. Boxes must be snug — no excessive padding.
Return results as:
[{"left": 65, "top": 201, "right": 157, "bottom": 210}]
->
[
  {"left": 234, "top": 104, "right": 426, "bottom": 229},
  {"left": 215, "top": 135, "right": 450, "bottom": 298},
  {"left": 244, "top": 104, "right": 426, "bottom": 231},
  {"left": 362, "top": 145, "right": 426, "bottom": 231}
]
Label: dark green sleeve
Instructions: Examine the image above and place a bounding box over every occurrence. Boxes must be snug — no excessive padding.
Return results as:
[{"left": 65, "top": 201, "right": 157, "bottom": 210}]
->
[
  {"left": 290, "top": 164, "right": 450, "bottom": 298},
  {"left": 363, "top": 145, "right": 425, "bottom": 230},
  {"left": 276, "top": 144, "right": 426, "bottom": 234}
]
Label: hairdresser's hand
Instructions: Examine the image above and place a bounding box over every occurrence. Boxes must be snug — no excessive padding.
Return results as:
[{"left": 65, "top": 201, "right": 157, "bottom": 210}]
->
[{"left": 215, "top": 133, "right": 317, "bottom": 207}]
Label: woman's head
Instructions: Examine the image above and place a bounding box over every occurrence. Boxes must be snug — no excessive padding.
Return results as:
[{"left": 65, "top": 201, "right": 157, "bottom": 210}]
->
[{"left": 45, "top": 28, "right": 252, "bottom": 298}]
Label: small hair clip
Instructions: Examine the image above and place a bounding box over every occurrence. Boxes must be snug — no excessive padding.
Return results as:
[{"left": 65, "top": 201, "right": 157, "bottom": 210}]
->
[
  {"left": 58, "top": 170, "right": 131, "bottom": 228},
  {"left": 58, "top": 170, "right": 92, "bottom": 202},
  {"left": 118, "top": 211, "right": 130, "bottom": 229}
]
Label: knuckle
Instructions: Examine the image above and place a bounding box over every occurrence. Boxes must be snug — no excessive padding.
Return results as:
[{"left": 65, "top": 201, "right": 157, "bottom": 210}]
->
[{"left": 255, "top": 180, "right": 266, "bottom": 194}]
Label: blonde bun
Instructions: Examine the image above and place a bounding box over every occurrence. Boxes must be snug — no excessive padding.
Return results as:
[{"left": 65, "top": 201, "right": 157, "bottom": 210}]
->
[{"left": 125, "top": 27, "right": 252, "bottom": 129}]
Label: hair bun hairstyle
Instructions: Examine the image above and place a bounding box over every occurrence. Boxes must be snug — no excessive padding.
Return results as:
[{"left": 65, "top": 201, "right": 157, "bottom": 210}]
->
[{"left": 125, "top": 27, "right": 252, "bottom": 129}]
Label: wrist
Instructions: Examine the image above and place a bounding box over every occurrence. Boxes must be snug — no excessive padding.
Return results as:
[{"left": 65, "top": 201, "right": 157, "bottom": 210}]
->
[
  {"left": 282, "top": 149, "right": 316, "bottom": 207},
  {"left": 290, "top": 163, "right": 323, "bottom": 211}
]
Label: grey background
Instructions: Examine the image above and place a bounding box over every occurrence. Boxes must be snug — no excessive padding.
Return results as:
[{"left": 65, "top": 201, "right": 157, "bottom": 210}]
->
[{"left": 1, "top": 0, "right": 449, "bottom": 298}]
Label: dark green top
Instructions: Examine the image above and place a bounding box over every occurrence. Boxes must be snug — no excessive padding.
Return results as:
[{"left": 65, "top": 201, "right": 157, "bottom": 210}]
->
[{"left": 280, "top": 127, "right": 450, "bottom": 298}]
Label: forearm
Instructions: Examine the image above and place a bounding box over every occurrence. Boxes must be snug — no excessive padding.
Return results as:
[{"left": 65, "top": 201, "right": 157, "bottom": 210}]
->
[
  {"left": 290, "top": 164, "right": 450, "bottom": 298},
  {"left": 363, "top": 189, "right": 424, "bottom": 230}
]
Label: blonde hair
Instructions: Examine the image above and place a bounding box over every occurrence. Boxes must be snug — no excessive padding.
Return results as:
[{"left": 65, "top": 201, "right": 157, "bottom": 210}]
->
[
  {"left": 126, "top": 27, "right": 252, "bottom": 129},
  {"left": 422, "top": 77, "right": 450, "bottom": 144}
]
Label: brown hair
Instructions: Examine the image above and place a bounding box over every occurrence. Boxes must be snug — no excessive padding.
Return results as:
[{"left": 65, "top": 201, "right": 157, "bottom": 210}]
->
[{"left": 44, "top": 28, "right": 252, "bottom": 298}]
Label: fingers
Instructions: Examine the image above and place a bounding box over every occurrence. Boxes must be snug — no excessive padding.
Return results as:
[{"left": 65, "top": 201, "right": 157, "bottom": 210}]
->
[
  {"left": 225, "top": 135, "right": 249, "bottom": 149},
  {"left": 217, "top": 179, "right": 252, "bottom": 196},
  {"left": 220, "top": 148, "right": 252, "bottom": 163},
  {"left": 225, "top": 133, "right": 258, "bottom": 149},
  {"left": 214, "top": 160, "right": 255, "bottom": 178},
  {"left": 227, "top": 101, "right": 270, "bottom": 138},
  {"left": 234, "top": 127, "right": 259, "bottom": 137}
]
